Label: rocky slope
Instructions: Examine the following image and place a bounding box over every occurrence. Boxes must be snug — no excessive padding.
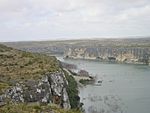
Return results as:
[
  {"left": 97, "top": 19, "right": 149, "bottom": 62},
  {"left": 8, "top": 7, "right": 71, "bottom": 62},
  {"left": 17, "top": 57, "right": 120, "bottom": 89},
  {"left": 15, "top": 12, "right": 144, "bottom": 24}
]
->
[
  {"left": 0, "top": 72, "right": 70, "bottom": 108},
  {"left": 0, "top": 44, "right": 80, "bottom": 113},
  {"left": 65, "top": 46, "right": 150, "bottom": 64}
]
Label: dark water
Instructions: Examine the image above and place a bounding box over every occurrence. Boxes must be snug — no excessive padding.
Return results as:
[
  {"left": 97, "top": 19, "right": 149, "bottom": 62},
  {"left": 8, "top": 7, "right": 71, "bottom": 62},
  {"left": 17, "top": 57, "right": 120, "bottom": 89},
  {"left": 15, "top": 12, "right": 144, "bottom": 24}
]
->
[{"left": 57, "top": 56, "right": 150, "bottom": 113}]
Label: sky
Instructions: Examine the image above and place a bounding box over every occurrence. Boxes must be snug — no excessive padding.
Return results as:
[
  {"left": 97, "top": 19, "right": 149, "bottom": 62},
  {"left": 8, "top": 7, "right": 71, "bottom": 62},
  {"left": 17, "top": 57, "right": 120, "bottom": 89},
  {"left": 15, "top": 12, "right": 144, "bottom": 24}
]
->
[{"left": 0, "top": 0, "right": 150, "bottom": 42}]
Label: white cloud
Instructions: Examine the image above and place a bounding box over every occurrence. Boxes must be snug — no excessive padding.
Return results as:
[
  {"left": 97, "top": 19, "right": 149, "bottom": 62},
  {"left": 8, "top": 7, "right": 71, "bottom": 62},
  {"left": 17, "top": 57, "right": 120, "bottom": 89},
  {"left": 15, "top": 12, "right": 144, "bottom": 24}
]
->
[{"left": 0, "top": 0, "right": 150, "bottom": 41}]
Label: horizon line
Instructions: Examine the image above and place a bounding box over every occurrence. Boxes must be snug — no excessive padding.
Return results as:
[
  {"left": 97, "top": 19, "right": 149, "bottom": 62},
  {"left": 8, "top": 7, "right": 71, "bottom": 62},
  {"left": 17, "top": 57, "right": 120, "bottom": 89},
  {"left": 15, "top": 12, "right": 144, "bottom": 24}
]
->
[{"left": 1, "top": 36, "right": 150, "bottom": 43}]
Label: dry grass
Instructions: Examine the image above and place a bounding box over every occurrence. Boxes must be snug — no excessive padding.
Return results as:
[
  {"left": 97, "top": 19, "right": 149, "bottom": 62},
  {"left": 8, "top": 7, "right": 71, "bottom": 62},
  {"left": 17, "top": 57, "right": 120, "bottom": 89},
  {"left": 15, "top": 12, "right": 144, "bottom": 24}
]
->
[
  {"left": 0, "top": 103, "right": 81, "bottom": 113},
  {"left": 0, "top": 44, "right": 60, "bottom": 90},
  {"left": 0, "top": 44, "right": 81, "bottom": 113}
]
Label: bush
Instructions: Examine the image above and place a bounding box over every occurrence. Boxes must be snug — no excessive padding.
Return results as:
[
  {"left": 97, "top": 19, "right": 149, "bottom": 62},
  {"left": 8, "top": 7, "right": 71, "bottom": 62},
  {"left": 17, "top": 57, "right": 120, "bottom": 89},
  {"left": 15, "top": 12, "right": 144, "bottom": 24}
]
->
[
  {"left": 0, "top": 82, "right": 10, "bottom": 94},
  {"left": 64, "top": 70, "right": 80, "bottom": 109},
  {"left": 21, "top": 52, "right": 34, "bottom": 58},
  {"left": 0, "top": 103, "right": 82, "bottom": 113},
  {"left": 79, "top": 79, "right": 94, "bottom": 85}
]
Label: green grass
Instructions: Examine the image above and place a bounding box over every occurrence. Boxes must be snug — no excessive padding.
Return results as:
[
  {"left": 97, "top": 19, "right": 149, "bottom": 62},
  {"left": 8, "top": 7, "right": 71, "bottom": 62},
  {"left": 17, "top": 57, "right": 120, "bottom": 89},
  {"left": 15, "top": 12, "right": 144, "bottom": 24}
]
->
[
  {"left": 0, "top": 103, "right": 81, "bottom": 113},
  {"left": 0, "top": 44, "right": 60, "bottom": 83},
  {"left": 0, "top": 82, "right": 10, "bottom": 94},
  {"left": 0, "top": 44, "right": 82, "bottom": 113},
  {"left": 79, "top": 79, "right": 94, "bottom": 85},
  {"left": 63, "top": 70, "right": 80, "bottom": 109}
]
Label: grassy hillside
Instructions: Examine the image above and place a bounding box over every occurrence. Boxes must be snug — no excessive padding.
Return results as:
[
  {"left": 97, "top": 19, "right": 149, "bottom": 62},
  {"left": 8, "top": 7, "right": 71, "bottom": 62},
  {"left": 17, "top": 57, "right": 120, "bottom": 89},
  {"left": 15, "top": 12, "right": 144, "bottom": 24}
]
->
[
  {"left": 0, "top": 44, "right": 81, "bottom": 113},
  {"left": 0, "top": 103, "right": 81, "bottom": 113},
  {"left": 0, "top": 44, "right": 60, "bottom": 86},
  {"left": 4, "top": 38, "right": 150, "bottom": 49}
]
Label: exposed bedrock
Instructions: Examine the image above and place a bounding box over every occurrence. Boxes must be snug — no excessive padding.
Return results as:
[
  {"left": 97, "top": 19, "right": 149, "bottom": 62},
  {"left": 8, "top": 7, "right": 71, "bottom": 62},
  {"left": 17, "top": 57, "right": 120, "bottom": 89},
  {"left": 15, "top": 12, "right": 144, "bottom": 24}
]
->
[
  {"left": 64, "top": 47, "right": 150, "bottom": 64},
  {"left": 0, "top": 72, "right": 71, "bottom": 109}
]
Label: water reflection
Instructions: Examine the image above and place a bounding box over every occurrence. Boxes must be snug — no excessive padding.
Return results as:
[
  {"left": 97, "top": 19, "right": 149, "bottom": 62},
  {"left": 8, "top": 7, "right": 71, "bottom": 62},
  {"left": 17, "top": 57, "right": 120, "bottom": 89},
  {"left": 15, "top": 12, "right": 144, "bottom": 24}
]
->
[{"left": 82, "top": 95, "right": 126, "bottom": 113}]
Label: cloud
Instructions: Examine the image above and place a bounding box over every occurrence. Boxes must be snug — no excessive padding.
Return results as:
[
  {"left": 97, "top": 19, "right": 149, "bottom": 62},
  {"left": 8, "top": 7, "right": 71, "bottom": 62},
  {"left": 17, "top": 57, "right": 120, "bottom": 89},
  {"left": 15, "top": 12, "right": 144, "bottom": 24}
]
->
[{"left": 0, "top": 0, "right": 150, "bottom": 41}]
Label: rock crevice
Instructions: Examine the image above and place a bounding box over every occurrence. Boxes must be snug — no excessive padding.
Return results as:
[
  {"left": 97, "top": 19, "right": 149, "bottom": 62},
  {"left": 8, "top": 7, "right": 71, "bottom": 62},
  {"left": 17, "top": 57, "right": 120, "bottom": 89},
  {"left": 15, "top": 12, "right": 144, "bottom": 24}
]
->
[{"left": 0, "top": 72, "right": 71, "bottom": 109}]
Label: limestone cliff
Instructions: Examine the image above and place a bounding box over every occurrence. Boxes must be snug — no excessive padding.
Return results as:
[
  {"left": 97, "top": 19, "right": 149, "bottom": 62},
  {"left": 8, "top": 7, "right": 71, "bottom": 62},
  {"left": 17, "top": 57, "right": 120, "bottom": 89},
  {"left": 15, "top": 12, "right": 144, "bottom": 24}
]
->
[
  {"left": 65, "top": 47, "right": 150, "bottom": 64},
  {"left": 0, "top": 44, "right": 74, "bottom": 110},
  {"left": 0, "top": 72, "right": 70, "bottom": 109},
  {"left": 3, "top": 38, "right": 150, "bottom": 65}
]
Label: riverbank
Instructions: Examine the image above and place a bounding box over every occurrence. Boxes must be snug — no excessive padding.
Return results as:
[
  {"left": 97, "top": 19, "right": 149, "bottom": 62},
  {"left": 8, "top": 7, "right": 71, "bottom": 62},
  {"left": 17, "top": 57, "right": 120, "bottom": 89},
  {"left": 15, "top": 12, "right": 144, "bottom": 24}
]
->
[
  {"left": 63, "top": 68, "right": 94, "bottom": 87},
  {"left": 63, "top": 68, "right": 95, "bottom": 87},
  {"left": 64, "top": 56, "right": 150, "bottom": 65},
  {"left": 58, "top": 56, "right": 150, "bottom": 113}
]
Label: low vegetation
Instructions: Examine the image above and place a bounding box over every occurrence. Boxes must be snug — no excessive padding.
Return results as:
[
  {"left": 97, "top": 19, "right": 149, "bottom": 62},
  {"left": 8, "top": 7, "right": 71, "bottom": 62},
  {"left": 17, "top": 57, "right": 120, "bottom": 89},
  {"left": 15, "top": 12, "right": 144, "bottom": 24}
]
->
[
  {"left": 0, "top": 44, "right": 82, "bottom": 113},
  {"left": 63, "top": 70, "right": 80, "bottom": 109},
  {"left": 0, "top": 82, "right": 10, "bottom": 94},
  {"left": 0, "top": 103, "right": 81, "bottom": 113},
  {"left": 79, "top": 79, "right": 95, "bottom": 85},
  {"left": 0, "top": 44, "right": 60, "bottom": 87}
]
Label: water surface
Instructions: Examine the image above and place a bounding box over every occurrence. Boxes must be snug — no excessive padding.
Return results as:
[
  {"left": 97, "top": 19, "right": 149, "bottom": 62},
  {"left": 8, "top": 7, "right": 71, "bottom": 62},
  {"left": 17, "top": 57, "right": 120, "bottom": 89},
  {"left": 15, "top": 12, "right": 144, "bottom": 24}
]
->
[{"left": 57, "top": 56, "right": 150, "bottom": 113}]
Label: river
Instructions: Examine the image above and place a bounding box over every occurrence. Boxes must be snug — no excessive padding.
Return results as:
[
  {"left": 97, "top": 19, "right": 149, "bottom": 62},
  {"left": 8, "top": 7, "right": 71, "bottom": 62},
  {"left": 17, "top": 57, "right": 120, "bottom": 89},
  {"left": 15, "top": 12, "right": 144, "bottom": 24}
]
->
[{"left": 56, "top": 56, "right": 150, "bottom": 113}]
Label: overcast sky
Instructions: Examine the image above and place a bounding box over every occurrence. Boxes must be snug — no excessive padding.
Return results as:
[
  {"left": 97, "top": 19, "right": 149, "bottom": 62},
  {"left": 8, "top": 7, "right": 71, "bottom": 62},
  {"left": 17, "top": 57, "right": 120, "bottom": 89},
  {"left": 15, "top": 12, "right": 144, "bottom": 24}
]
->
[{"left": 0, "top": 0, "right": 150, "bottom": 42}]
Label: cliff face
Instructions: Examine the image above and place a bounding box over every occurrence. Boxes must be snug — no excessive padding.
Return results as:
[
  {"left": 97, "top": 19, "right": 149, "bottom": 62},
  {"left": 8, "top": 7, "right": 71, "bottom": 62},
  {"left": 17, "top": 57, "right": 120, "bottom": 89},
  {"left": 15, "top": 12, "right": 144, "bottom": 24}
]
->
[
  {"left": 0, "top": 72, "right": 70, "bottom": 109},
  {"left": 0, "top": 44, "right": 71, "bottom": 109},
  {"left": 65, "top": 47, "right": 150, "bottom": 64},
  {"left": 3, "top": 38, "right": 150, "bottom": 65}
]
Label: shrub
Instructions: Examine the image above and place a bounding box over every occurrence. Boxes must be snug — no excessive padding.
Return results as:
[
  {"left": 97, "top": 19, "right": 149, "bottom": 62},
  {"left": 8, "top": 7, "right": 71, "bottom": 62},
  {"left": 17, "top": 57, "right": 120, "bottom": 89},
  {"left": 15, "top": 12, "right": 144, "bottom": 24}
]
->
[{"left": 64, "top": 70, "right": 80, "bottom": 109}]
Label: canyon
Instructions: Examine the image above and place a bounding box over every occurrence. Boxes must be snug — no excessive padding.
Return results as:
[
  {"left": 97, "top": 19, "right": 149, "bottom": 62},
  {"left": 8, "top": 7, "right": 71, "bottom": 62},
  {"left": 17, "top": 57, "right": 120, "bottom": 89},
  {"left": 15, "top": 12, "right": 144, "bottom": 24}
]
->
[
  {"left": 65, "top": 46, "right": 150, "bottom": 64},
  {"left": 4, "top": 38, "right": 150, "bottom": 65}
]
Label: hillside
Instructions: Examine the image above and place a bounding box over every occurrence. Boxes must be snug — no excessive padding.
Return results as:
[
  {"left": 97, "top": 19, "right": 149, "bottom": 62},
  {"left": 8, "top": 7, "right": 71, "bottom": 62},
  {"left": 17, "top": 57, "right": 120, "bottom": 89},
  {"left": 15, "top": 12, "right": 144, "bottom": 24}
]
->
[
  {"left": 0, "top": 44, "right": 60, "bottom": 80},
  {"left": 0, "top": 44, "right": 81, "bottom": 113},
  {"left": 3, "top": 38, "right": 150, "bottom": 65}
]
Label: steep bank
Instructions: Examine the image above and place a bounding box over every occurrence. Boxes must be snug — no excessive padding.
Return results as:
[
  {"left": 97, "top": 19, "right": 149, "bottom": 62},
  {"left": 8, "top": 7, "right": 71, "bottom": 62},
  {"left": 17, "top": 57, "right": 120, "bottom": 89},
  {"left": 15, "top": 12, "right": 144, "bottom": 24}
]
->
[
  {"left": 64, "top": 46, "right": 150, "bottom": 65},
  {"left": 0, "top": 72, "right": 70, "bottom": 108},
  {"left": 3, "top": 38, "right": 150, "bottom": 65},
  {"left": 0, "top": 44, "right": 80, "bottom": 113}
]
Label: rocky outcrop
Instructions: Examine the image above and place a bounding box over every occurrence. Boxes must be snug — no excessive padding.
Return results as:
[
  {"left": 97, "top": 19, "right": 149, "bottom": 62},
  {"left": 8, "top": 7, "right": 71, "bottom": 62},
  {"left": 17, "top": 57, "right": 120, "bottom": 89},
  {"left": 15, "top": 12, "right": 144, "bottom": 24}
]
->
[
  {"left": 4, "top": 39, "right": 150, "bottom": 65},
  {"left": 0, "top": 72, "right": 71, "bottom": 109},
  {"left": 64, "top": 47, "right": 150, "bottom": 64}
]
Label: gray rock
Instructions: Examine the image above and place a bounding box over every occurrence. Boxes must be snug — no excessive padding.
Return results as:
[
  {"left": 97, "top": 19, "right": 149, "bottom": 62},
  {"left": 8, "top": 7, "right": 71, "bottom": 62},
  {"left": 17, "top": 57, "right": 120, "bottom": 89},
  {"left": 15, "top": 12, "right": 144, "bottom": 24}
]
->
[{"left": 0, "top": 72, "right": 71, "bottom": 109}]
